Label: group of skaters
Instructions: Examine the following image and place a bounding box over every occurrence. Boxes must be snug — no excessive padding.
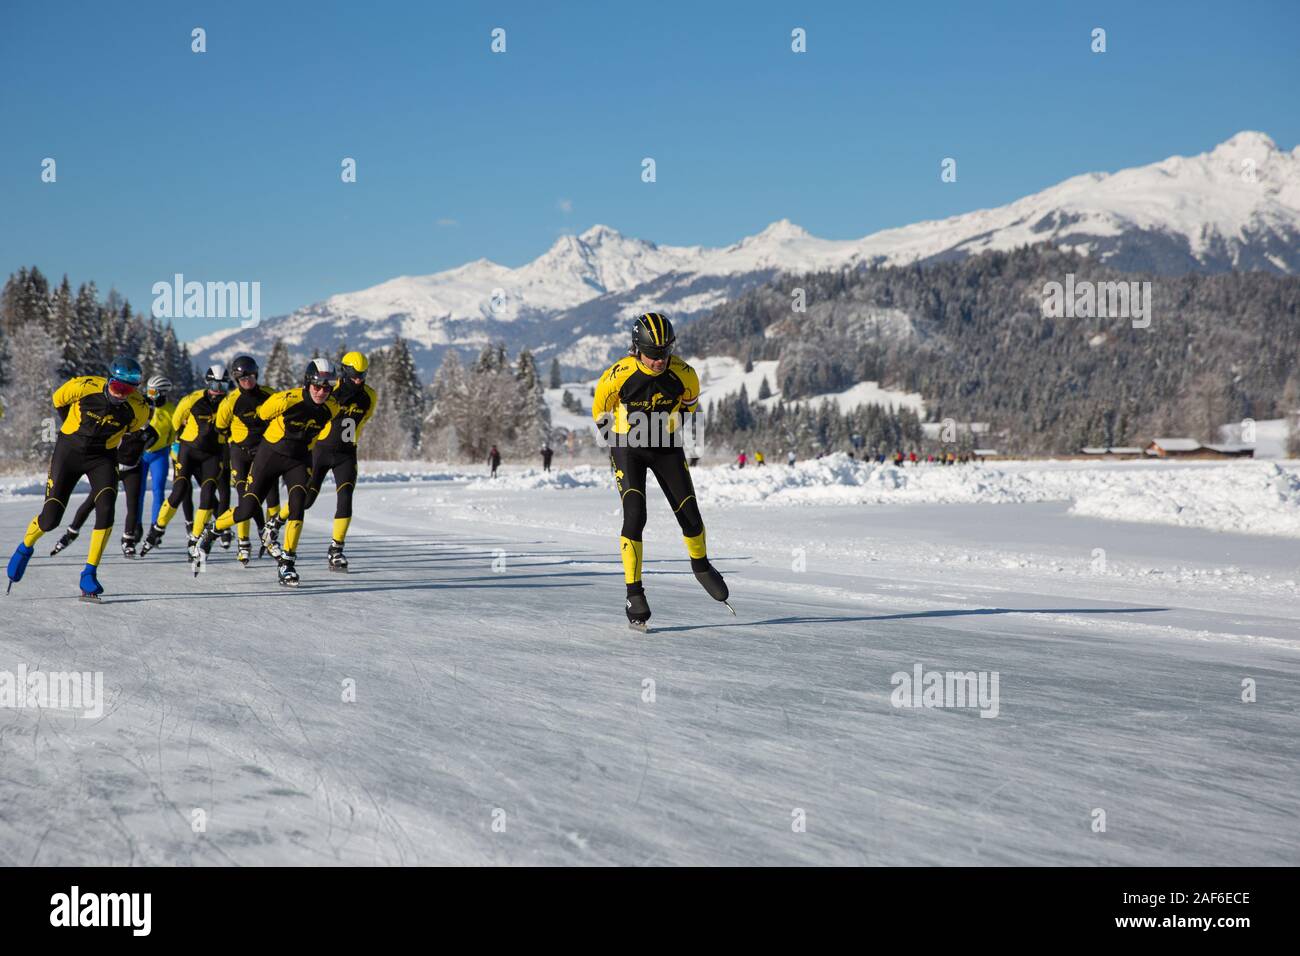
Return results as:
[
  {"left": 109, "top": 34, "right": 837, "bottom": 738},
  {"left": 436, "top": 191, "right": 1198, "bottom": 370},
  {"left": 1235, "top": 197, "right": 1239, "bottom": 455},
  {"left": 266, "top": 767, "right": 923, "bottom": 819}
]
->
[
  {"left": 6, "top": 350, "right": 377, "bottom": 599},
  {"left": 6, "top": 310, "right": 740, "bottom": 627}
]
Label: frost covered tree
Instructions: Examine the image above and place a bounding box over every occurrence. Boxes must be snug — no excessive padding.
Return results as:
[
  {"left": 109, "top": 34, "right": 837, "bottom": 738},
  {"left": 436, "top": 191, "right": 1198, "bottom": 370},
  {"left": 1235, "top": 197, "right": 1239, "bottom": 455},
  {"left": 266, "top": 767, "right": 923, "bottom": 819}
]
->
[{"left": 264, "top": 338, "right": 295, "bottom": 390}]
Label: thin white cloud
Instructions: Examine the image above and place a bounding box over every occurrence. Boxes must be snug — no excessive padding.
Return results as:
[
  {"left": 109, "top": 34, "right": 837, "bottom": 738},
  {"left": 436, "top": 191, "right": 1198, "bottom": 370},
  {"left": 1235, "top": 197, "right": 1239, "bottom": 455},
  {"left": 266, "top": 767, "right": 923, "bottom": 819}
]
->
[
  {"left": 436, "top": 217, "right": 459, "bottom": 227},
  {"left": 557, "top": 199, "right": 573, "bottom": 214}
]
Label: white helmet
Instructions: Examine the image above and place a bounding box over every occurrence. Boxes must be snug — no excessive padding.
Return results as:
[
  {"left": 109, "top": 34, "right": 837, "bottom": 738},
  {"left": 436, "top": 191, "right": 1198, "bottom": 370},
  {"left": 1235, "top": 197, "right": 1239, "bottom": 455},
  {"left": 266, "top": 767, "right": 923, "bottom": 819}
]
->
[{"left": 145, "top": 375, "right": 172, "bottom": 401}]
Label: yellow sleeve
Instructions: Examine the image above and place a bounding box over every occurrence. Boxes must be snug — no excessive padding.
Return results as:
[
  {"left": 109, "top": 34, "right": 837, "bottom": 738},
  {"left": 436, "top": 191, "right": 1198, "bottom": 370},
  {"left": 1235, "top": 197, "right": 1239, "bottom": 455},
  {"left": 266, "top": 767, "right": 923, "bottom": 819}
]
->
[
  {"left": 592, "top": 361, "right": 630, "bottom": 422},
  {"left": 676, "top": 360, "right": 700, "bottom": 411},
  {"left": 258, "top": 388, "right": 300, "bottom": 421},
  {"left": 356, "top": 385, "right": 379, "bottom": 440},
  {"left": 130, "top": 394, "right": 150, "bottom": 430},
  {"left": 307, "top": 398, "right": 342, "bottom": 449},
  {"left": 172, "top": 390, "right": 201, "bottom": 433},
  {"left": 215, "top": 392, "right": 237, "bottom": 432},
  {"left": 52, "top": 376, "right": 102, "bottom": 409}
]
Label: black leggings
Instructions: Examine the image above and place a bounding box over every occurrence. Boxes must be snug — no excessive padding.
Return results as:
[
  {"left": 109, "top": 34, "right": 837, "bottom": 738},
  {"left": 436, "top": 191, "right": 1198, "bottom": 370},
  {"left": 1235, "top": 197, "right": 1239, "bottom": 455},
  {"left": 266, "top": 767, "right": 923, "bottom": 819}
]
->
[
  {"left": 172, "top": 454, "right": 194, "bottom": 523},
  {"left": 305, "top": 445, "right": 358, "bottom": 518},
  {"left": 168, "top": 443, "right": 223, "bottom": 513},
  {"left": 609, "top": 445, "right": 703, "bottom": 542},
  {"left": 231, "top": 443, "right": 310, "bottom": 525},
  {"left": 34, "top": 438, "right": 118, "bottom": 535},
  {"left": 230, "top": 443, "right": 279, "bottom": 530},
  {"left": 218, "top": 445, "right": 232, "bottom": 514},
  {"left": 69, "top": 465, "right": 144, "bottom": 538}
]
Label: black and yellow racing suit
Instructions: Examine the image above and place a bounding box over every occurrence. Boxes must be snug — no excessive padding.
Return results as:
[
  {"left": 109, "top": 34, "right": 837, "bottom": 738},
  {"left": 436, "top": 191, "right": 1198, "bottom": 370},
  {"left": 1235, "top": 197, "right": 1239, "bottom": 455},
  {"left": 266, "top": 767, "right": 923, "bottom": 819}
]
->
[
  {"left": 304, "top": 381, "right": 377, "bottom": 546},
  {"left": 66, "top": 418, "right": 158, "bottom": 543},
  {"left": 211, "top": 387, "right": 339, "bottom": 555},
  {"left": 156, "top": 388, "right": 228, "bottom": 537},
  {"left": 592, "top": 354, "right": 707, "bottom": 588},
  {"left": 215, "top": 383, "right": 281, "bottom": 540},
  {"left": 21, "top": 376, "right": 150, "bottom": 567}
]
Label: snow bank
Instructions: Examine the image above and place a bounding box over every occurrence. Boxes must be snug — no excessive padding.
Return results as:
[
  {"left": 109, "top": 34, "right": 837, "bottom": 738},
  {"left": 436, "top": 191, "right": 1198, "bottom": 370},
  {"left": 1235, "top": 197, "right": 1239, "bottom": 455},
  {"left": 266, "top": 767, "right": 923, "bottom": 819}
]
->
[
  {"left": 465, "top": 466, "right": 606, "bottom": 490},
  {"left": 690, "top": 454, "right": 1300, "bottom": 537}
]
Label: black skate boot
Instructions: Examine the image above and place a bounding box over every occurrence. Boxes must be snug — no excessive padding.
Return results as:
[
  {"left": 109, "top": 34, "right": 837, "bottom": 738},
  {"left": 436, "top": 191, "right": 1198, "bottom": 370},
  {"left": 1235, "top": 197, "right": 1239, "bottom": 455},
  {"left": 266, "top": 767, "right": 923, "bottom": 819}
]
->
[
  {"left": 120, "top": 531, "right": 138, "bottom": 558},
  {"left": 219, "top": 530, "right": 232, "bottom": 550},
  {"left": 237, "top": 538, "right": 251, "bottom": 566},
  {"left": 691, "top": 557, "right": 735, "bottom": 614},
  {"left": 327, "top": 540, "right": 348, "bottom": 573},
  {"left": 260, "top": 519, "right": 284, "bottom": 559},
  {"left": 625, "top": 584, "right": 651, "bottom": 633},
  {"left": 277, "top": 550, "right": 299, "bottom": 587},
  {"left": 49, "top": 528, "right": 79, "bottom": 556},
  {"left": 139, "top": 523, "right": 165, "bottom": 557}
]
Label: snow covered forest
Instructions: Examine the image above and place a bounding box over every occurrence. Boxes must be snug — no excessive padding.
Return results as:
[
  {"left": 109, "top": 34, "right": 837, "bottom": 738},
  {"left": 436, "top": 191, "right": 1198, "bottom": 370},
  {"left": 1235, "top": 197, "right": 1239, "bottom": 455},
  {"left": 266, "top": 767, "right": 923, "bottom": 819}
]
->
[
  {"left": 0, "top": 266, "right": 553, "bottom": 466},
  {"left": 678, "top": 246, "right": 1300, "bottom": 454}
]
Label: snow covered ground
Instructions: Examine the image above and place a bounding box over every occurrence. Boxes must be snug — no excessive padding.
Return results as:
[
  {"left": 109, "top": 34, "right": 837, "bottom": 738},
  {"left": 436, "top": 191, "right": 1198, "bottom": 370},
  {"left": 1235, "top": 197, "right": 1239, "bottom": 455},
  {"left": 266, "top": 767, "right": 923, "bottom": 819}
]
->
[{"left": 1, "top": 457, "right": 1297, "bottom": 865}]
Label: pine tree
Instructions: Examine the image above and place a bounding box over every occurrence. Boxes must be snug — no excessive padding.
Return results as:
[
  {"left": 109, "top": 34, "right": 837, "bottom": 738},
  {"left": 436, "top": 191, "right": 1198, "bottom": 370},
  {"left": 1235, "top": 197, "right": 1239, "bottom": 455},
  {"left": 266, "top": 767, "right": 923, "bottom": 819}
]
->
[
  {"left": 70, "top": 281, "right": 101, "bottom": 375},
  {"left": 264, "top": 338, "right": 295, "bottom": 390},
  {"left": 757, "top": 376, "right": 772, "bottom": 400},
  {"left": 549, "top": 357, "right": 562, "bottom": 389}
]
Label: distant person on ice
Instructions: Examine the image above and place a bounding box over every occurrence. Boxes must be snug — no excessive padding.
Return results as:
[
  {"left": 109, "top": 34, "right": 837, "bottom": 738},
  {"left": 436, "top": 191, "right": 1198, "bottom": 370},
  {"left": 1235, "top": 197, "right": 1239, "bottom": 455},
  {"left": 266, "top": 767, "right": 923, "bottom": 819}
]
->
[
  {"left": 754, "top": 451, "right": 765, "bottom": 466},
  {"left": 541, "top": 444, "right": 553, "bottom": 473},
  {"left": 736, "top": 451, "right": 747, "bottom": 469},
  {"left": 488, "top": 445, "right": 502, "bottom": 478},
  {"left": 592, "top": 312, "right": 731, "bottom": 631},
  {"left": 787, "top": 450, "right": 796, "bottom": 466}
]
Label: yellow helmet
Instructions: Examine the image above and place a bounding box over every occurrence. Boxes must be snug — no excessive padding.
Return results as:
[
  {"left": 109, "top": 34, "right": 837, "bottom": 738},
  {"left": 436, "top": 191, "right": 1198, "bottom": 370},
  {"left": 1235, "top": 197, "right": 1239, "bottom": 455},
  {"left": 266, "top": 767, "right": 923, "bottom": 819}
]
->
[{"left": 341, "top": 351, "right": 369, "bottom": 378}]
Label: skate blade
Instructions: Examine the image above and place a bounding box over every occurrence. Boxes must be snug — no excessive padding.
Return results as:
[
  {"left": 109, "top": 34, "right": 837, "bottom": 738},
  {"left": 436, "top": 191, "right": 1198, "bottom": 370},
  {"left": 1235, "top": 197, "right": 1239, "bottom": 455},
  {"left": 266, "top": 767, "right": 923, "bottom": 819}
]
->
[
  {"left": 79, "top": 593, "right": 102, "bottom": 603},
  {"left": 5, "top": 581, "right": 13, "bottom": 595},
  {"left": 329, "top": 565, "right": 349, "bottom": 573},
  {"left": 627, "top": 621, "right": 649, "bottom": 633},
  {"left": 724, "top": 600, "right": 736, "bottom": 616},
  {"left": 279, "top": 579, "right": 300, "bottom": 588}
]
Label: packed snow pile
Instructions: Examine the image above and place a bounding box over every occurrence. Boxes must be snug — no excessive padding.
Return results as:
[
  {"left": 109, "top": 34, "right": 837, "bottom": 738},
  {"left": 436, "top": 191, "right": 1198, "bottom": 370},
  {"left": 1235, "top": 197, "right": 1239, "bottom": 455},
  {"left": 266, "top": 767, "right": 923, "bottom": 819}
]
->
[
  {"left": 690, "top": 455, "right": 1300, "bottom": 536},
  {"left": 465, "top": 466, "right": 607, "bottom": 491},
  {"left": 1069, "top": 460, "right": 1300, "bottom": 536}
]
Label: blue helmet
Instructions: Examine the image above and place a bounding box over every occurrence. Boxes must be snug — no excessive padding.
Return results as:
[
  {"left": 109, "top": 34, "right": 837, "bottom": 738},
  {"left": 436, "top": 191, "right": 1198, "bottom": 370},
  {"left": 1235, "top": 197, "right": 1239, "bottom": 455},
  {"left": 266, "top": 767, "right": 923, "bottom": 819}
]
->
[{"left": 108, "top": 356, "right": 143, "bottom": 386}]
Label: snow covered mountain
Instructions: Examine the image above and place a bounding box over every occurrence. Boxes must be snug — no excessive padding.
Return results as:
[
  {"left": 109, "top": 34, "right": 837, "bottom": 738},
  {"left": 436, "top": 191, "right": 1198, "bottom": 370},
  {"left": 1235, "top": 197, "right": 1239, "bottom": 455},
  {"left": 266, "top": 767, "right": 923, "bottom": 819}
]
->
[{"left": 193, "top": 132, "right": 1300, "bottom": 377}]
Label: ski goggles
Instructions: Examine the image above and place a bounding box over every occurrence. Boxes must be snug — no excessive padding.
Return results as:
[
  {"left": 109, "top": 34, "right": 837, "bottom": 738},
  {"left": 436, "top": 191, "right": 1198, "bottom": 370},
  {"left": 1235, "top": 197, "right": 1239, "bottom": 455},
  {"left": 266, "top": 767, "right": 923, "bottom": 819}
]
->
[
  {"left": 638, "top": 343, "right": 672, "bottom": 362},
  {"left": 107, "top": 378, "right": 137, "bottom": 399}
]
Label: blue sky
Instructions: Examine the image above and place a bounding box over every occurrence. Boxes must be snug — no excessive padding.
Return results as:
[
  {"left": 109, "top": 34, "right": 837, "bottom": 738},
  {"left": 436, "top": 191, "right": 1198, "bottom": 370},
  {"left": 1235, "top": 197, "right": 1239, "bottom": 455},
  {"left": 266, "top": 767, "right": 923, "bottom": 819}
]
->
[{"left": 2, "top": 0, "right": 1297, "bottom": 339}]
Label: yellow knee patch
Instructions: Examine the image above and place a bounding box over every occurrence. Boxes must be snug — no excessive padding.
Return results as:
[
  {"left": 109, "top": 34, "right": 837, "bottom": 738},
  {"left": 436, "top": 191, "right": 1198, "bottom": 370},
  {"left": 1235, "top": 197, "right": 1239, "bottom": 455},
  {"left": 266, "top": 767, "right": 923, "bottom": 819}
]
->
[
  {"left": 284, "top": 519, "right": 303, "bottom": 552},
  {"left": 157, "top": 500, "right": 177, "bottom": 528},
  {"left": 214, "top": 509, "right": 237, "bottom": 532},
  {"left": 332, "top": 516, "right": 351, "bottom": 544},
  {"left": 620, "top": 535, "right": 643, "bottom": 584},
  {"left": 190, "top": 508, "right": 211, "bottom": 538},
  {"left": 86, "top": 527, "right": 111, "bottom": 566},
  {"left": 683, "top": 529, "right": 707, "bottom": 560},
  {"left": 236, "top": 519, "right": 251, "bottom": 539}
]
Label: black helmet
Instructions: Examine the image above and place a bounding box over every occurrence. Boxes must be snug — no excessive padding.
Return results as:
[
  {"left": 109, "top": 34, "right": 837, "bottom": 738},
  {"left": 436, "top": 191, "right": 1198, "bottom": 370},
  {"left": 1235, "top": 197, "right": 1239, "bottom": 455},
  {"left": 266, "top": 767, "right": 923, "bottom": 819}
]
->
[
  {"left": 631, "top": 312, "right": 675, "bottom": 361},
  {"left": 303, "top": 358, "right": 337, "bottom": 389},
  {"left": 230, "top": 354, "right": 259, "bottom": 381}
]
